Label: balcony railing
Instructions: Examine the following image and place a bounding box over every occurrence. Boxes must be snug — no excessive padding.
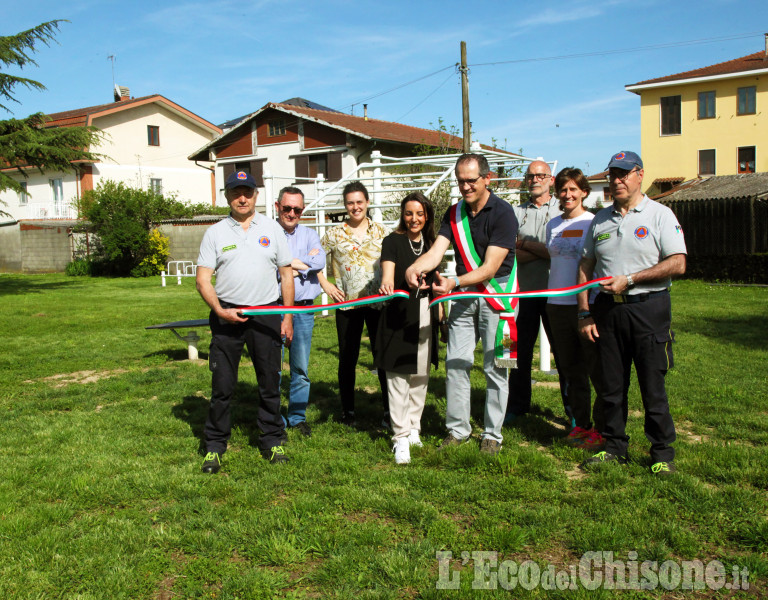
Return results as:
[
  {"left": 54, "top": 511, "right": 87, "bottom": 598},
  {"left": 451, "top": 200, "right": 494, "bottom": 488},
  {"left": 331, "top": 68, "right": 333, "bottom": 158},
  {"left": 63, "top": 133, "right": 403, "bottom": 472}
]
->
[{"left": 17, "top": 202, "right": 78, "bottom": 220}]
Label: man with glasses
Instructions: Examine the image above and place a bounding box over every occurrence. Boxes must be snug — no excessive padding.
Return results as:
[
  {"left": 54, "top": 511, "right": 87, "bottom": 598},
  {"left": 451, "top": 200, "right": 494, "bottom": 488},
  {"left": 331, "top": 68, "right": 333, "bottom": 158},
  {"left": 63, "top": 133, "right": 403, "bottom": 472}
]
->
[
  {"left": 274, "top": 186, "right": 325, "bottom": 437},
  {"left": 196, "top": 171, "right": 295, "bottom": 473},
  {"left": 577, "top": 151, "right": 687, "bottom": 476},
  {"left": 505, "top": 161, "right": 570, "bottom": 425},
  {"left": 405, "top": 153, "right": 518, "bottom": 454}
]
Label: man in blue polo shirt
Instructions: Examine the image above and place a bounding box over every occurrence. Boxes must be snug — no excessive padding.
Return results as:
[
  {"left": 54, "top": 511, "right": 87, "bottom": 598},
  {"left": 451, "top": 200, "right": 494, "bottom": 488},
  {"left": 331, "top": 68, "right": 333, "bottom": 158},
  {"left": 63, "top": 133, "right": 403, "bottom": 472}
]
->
[
  {"left": 275, "top": 186, "right": 326, "bottom": 437},
  {"left": 577, "top": 151, "right": 687, "bottom": 475},
  {"left": 196, "top": 171, "right": 295, "bottom": 473}
]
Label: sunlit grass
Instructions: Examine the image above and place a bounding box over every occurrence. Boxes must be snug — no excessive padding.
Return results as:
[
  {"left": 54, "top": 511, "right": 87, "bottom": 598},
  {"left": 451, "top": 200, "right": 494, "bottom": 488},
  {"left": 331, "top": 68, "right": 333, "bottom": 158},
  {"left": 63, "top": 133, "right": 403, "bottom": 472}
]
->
[{"left": 0, "top": 275, "right": 766, "bottom": 598}]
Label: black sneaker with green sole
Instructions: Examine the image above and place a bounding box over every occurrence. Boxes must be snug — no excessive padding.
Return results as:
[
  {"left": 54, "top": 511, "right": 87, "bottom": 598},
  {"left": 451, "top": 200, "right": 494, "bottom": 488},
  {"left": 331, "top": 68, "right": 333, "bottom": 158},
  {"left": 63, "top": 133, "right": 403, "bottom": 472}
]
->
[
  {"left": 263, "top": 445, "right": 288, "bottom": 464},
  {"left": 579, "top": 451, "right": 628, "bottom": 471},
  {"left": 651, "top": 461, "right": 677, "bottom": 476},
  {"left": 201, "top": 451, "right": 221, "bottom": 474}
]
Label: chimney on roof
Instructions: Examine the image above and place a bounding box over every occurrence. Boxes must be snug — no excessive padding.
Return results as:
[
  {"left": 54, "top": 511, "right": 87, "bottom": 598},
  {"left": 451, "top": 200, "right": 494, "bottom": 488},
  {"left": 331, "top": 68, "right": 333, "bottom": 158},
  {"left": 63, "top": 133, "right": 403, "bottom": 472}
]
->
[
  {"left": 364, "top": 104, "right": 368, "bottom": 121},
  {"left": 113, "top": 84, "right": 130, "bottom": 102}
]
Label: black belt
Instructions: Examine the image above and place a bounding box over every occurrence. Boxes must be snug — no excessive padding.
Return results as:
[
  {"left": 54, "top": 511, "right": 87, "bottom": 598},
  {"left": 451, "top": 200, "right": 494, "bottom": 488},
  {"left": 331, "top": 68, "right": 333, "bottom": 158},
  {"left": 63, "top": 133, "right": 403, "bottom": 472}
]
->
[
  {"left": 597, "top": 289, "right": 669, "bottom": 304},
  {"left": 279, "top": 298, "right": 314, "bottom": 306},
  {"left": 221, "top": 300, "right": 280, "bottom": 309}
]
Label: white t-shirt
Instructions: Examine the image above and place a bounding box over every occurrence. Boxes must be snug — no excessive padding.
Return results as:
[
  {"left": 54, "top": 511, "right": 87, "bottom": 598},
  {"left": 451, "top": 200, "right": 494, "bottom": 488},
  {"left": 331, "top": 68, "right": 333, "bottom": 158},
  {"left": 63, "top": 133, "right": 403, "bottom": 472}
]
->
[{"left": 546, "top": 211, "right": 594, "bottom": 306}]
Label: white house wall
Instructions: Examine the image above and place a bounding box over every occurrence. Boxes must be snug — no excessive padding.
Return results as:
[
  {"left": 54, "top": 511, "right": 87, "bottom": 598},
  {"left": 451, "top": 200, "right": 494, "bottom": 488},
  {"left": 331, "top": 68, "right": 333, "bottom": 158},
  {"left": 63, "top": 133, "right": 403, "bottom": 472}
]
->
[
  {"left": 92, "top": 104, "right": 216, "bottom": 205},
  {"left": 0, "top": 171, "right": 79, "bottom": 221}
]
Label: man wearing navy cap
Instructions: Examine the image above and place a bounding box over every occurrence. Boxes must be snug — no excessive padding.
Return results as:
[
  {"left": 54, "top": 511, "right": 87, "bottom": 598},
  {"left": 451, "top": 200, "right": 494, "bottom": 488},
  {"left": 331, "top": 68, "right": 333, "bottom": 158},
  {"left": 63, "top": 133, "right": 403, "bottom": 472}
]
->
[
  {"left": 196, "top": 171, "right": 295, "bottom": 472},
  {"left": 577, "top": 151, "right": 687, "bottom": 475}
]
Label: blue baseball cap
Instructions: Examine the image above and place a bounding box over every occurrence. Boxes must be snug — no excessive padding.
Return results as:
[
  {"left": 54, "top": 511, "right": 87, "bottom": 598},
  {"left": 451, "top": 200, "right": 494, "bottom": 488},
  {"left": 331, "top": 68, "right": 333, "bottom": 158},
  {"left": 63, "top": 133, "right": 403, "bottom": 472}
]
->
[
  {"left": 606, "top": 151, "right": 643, "bottom": 170},
  {"left": 225, "top": 171, "right": 257, "bottom": 189}
]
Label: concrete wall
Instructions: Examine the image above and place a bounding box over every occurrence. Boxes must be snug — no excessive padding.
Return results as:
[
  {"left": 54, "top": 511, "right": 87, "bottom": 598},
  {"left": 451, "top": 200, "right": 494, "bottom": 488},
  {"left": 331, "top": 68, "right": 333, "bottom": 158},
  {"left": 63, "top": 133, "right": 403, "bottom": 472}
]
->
[
  {"left": 0, "top": 222, "right": 73, "bottom": 273},
  {"left": 19, "top": 223, "right": 73, "bottom": 273},
  {"left": 0, "top": 219, "right": 223, "bottom": 273},
  {"left": 0, "top": 224, "right": 22, "bottom": 271},
  {"left": 159, "top": 219, "right": 222, "bottom": 263}
]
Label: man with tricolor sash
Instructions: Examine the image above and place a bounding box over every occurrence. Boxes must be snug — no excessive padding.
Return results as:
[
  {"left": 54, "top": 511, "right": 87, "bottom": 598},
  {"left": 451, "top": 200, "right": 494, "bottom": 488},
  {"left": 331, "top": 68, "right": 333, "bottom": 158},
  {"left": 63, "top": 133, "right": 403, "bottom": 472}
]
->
[{"left": 405, "top": 153, "right": 519, "bottom": 455}]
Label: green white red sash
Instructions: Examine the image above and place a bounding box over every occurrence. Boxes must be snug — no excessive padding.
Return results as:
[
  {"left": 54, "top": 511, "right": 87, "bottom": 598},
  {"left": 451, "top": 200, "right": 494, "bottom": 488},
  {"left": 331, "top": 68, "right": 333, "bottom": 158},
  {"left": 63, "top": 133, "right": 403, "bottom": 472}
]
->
[{"left": 449, "top": 199, "right": 519, "bottom": 368}]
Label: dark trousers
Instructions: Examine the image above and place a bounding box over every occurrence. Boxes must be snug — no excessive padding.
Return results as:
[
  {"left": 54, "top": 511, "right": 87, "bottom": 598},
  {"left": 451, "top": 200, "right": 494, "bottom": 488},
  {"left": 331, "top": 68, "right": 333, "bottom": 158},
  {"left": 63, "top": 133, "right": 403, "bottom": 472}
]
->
[
  {"left": 592, "top": 292, "right": 676, "bottom": 462},
  {"left": 546, "top": 304, "right": 604, "bottom": 431},
  {"left": 507, "top": 297, "right": 569, "bottom": 417},
  {"left": 205, "top": 309, "right": 285, "bottom": 453},
  {"left": 335, "top": 306, "right": 389, "bottom": 415}
]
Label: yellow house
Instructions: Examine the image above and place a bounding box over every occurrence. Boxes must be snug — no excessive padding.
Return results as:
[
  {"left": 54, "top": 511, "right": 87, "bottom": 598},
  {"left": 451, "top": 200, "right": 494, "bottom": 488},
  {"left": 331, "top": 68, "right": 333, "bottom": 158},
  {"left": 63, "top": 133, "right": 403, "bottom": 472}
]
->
[{"left": 626, "top": 35, "right": 768, "bottom": 195}]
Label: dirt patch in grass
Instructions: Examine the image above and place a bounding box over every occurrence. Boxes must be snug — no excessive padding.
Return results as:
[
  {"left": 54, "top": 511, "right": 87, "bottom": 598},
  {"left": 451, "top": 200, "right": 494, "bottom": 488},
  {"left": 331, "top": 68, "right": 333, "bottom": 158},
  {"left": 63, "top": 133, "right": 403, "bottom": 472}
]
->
[
  {"left": 154, "top": 577, "right": 177, "bottom": 600},
  {"left": 564, "top": 465, "right": 587, "bottom": 481},
  {"left": 154, "top": 551, "right": 189, "bottom": 600},
  {"left": 31, "top": 369, "right": 130, "bottom": 387},
  {"left": 677, "top": 420, "right": 711, "bottom": 444},
  {"left": 535, "top": 381, "right": 561, "bottom": 389}
]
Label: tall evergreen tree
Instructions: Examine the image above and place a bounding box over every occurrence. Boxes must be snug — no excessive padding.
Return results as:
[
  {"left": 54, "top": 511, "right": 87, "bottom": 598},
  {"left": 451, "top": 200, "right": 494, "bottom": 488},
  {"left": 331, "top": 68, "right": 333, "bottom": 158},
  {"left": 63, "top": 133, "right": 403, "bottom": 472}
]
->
[{"left": 0, "top": 20, "right": 101, "bottom": 211}]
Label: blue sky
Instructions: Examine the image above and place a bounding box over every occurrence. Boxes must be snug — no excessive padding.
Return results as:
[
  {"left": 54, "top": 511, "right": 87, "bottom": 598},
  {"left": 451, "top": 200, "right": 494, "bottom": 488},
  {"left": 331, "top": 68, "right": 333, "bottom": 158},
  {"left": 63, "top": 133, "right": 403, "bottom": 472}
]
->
[{"left": 5, "top": 0, "right": 768, "bottom": 176}]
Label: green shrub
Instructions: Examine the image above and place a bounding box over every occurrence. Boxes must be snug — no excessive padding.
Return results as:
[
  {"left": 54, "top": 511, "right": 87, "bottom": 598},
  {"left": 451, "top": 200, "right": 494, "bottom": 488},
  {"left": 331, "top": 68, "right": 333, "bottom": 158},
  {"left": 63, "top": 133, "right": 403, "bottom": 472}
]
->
[
  {"left": 130, "top": 228, "right": 170, "bottom": 277},
  {"left": 64, "top": 258, "right": 92, "bottom": 277},
  {"left": 79, "top": 180, "right": 206, "bottom": 277}
]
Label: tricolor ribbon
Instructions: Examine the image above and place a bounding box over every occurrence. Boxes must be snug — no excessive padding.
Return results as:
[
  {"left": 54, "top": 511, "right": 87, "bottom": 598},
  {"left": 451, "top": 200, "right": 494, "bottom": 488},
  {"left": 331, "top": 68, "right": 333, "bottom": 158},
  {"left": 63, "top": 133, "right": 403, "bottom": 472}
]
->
[
  {"left": 240, "top": 291, "right": 410, "bottom": 316},
  {"left": 427, "top": 277, "right": 612, "bottom": 308},
  {"left": 241, "top": 278, "right": 610, "bottom": 316}
]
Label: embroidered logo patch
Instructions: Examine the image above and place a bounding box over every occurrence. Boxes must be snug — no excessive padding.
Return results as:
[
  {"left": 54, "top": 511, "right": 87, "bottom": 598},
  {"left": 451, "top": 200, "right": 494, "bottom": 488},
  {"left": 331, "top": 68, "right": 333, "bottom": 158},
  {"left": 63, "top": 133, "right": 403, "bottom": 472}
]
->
[
  {"left": 596, "top": 233, "right": 611, "bottom": 242},
  {"left": 614, "top": 152, "right": 626, "bottom": 161},
  {"left": 259, "top": 236, "right": 271, "bottom": 247},
  {"left": 236, "top": 171, "right": 248, "bottom": 180},
  {"left": 222, "top": 244, "right": 236, "bottom": 252},
  {"left": 675, "top": 225, "right": 683, "bottom": 234},
  {"left": 634, "top": 226, "right": 649, "bottom": 240}
]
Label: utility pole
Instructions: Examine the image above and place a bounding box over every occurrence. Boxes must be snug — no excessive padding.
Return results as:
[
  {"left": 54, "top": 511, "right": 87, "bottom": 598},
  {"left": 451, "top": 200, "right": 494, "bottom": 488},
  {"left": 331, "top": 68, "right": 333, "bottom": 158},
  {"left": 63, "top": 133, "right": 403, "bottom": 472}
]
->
[{"left": 460, "top": 41, "right": 471, "bottom": 152}]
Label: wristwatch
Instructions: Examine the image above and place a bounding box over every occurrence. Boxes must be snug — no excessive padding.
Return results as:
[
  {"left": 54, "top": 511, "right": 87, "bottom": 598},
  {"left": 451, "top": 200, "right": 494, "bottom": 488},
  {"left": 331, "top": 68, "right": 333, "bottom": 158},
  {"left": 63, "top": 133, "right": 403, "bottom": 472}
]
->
[{"left": 626, "top": 274, "right": 635, "bottom": 289}]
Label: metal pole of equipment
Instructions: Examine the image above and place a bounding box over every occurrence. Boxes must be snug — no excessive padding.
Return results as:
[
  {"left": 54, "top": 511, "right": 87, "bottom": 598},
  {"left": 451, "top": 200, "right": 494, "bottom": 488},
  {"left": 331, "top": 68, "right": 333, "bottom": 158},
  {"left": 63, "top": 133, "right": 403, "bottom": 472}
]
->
[{"left": 460, "top": 41, "right": 471, "bottom": 153}]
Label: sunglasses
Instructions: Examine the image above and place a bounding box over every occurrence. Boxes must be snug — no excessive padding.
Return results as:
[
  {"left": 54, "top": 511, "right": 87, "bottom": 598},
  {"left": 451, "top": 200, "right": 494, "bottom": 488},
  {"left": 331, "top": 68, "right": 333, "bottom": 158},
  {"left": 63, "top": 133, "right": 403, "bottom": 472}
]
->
[{"left": 280, "top": 205, "right": 304, "bottom": 215}]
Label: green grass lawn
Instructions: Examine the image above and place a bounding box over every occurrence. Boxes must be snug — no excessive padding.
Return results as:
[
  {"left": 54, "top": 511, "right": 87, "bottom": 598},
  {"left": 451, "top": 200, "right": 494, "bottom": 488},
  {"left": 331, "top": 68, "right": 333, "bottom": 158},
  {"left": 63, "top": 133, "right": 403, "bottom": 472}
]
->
[{"left": 0, "top": 275, "right": 766, "bottom": 599}]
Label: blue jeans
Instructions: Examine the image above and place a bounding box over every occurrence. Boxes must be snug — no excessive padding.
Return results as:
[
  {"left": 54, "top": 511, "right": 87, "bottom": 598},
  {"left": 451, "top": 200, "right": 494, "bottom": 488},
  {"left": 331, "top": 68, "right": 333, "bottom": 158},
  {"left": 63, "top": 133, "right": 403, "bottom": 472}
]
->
[
  {"left": 281, "top": 311, "right": 315, "bottom": 426},
  {"left": 445, "top": 295, "right": 509, "bottom": 443}
]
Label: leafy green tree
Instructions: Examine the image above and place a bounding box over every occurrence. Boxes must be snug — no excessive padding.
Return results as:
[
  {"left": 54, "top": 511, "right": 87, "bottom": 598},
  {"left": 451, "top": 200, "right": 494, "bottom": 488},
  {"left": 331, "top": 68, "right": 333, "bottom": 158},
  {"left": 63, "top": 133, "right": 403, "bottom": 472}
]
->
[
  {"left": 1, "top": 20, "right": 102, "bottom": 212},
  {"left": 79, "top": 180, "right": 198, "bottom": 277}
]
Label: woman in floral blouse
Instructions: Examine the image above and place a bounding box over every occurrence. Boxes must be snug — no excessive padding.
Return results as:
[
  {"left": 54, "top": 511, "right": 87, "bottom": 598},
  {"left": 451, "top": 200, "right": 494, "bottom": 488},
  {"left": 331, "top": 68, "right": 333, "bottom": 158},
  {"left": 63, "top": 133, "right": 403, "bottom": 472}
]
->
[{"left": 320, "top": 181, "right": 390, "bottom": 427}]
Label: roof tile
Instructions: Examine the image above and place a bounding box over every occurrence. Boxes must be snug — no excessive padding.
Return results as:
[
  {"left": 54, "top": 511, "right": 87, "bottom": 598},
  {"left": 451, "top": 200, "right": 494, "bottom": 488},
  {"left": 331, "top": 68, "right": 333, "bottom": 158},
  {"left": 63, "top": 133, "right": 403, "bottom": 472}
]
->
[{"left": 630, "top": 51, "right": 768, "bottom": 86}]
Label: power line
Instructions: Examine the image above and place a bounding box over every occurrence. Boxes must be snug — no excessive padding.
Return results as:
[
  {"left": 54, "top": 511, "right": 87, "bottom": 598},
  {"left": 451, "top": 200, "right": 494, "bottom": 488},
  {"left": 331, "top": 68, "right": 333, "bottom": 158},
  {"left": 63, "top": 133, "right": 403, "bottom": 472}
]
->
[
  {"left": 469, "top": 32, "right": 764, "bottom": 67},
  {"left": 340, "top": 64, "right": 455, "bottom": 111},
  {"left": 395, "top": 70, "right": 457, "bottom": 123}
]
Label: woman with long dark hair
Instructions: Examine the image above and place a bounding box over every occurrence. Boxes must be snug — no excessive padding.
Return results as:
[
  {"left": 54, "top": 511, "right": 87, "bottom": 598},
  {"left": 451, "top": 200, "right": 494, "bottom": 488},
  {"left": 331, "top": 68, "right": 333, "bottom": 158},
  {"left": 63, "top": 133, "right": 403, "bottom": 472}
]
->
[{"left": 376, "top": 192, "right": 441, "bottom": 464}]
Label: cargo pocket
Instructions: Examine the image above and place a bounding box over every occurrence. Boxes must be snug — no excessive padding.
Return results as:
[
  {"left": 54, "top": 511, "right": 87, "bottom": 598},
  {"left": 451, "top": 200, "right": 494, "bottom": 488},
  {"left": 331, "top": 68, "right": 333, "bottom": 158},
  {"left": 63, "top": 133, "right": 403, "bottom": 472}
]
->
[{"left": 654, "top": 329, "right": 674, "bottom": 370}]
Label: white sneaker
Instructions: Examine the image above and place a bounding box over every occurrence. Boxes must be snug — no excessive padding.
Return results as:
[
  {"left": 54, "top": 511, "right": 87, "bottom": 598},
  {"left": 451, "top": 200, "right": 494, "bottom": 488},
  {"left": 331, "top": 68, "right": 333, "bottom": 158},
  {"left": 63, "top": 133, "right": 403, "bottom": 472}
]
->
[
  {"left": 408, "top": 429, "right": 423, "bottom": 448},
  {"left": 393, "top": 438, "right": 410, "bottom": 464}
]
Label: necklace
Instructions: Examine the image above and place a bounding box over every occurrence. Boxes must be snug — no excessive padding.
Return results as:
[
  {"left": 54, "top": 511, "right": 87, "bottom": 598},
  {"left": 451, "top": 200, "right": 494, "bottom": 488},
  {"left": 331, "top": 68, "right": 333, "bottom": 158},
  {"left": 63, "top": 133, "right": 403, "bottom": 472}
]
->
[{"left": 408, "top": 235, "right": 424, "bottom": 256}]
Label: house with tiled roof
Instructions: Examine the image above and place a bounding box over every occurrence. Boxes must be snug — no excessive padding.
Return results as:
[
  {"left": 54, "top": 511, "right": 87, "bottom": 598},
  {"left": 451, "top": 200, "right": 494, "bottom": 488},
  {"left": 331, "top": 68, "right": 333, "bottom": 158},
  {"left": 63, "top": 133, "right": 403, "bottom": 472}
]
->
[
  {"left": 625, "top": 34, "right": 768, "bottom": 196},
  {"left": 189, "top": 99, "right": 504, "bottom": 209},
  {"left": 0, "top": 87, "right": 221, "bottom": 223}
]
